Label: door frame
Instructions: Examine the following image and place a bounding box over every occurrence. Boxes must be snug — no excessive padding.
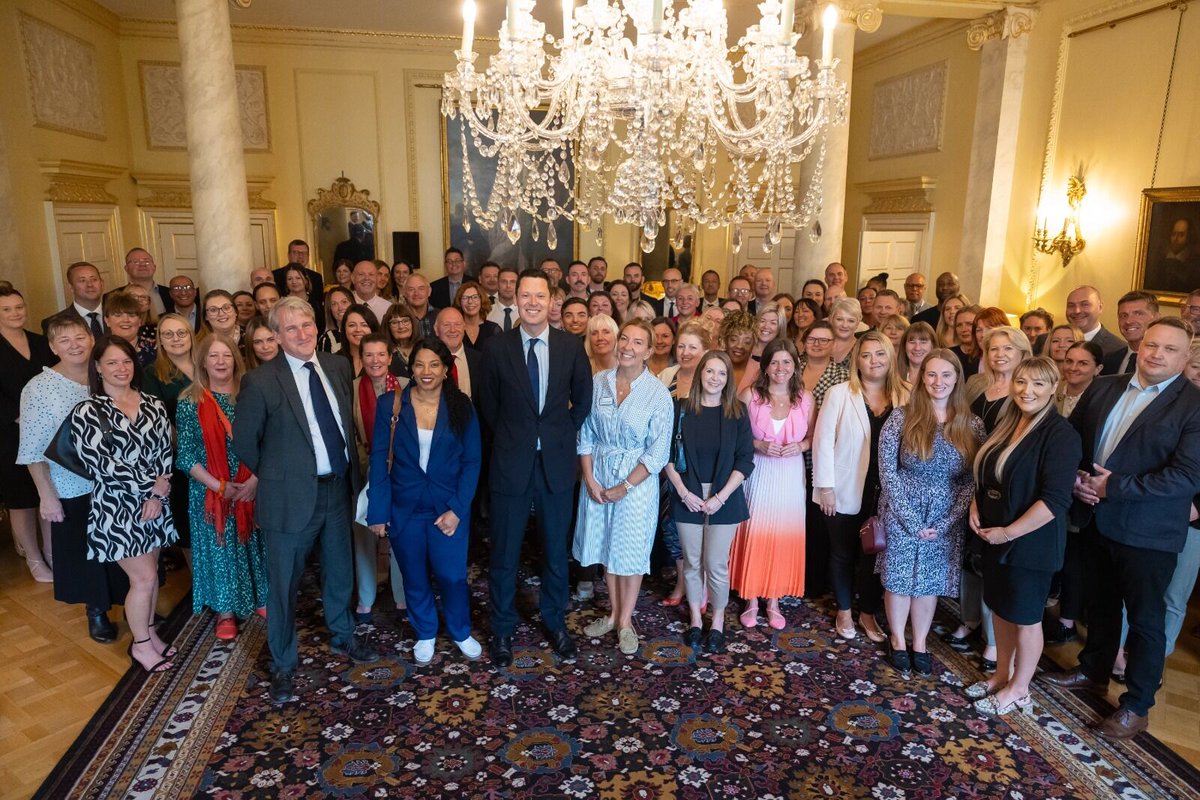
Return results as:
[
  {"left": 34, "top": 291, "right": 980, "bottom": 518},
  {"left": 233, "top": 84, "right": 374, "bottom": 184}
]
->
[
  {"left": 860, "top": 212, "right": 935, "bottom": 282},
  {"left": 43, "top": 202, "right": 124, "bottom": 309}
]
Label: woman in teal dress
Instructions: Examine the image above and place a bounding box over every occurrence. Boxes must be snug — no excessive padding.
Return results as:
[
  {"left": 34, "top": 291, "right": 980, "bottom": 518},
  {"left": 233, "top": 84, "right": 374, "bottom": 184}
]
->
[
  {"left": 175, "top": 334, "right": 268, "bottom": 640},
  {"left": 144, "top": 313, "right": 195, "bottom": 552}
]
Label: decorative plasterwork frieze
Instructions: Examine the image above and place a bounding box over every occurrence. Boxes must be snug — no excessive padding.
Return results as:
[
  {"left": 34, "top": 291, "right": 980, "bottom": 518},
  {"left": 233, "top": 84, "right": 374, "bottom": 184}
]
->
[
  {"left": 307, "top": 177, "right": 380, "bottom": 219},
  {"left": 132, "top": 173, "right": 276, "bottom": 210},
  {"left": 857, "top": 177, "right": 938, "bottom": 214},
  {"left": 39, "top": 160, "right": 124, "bottom": 205},
  {"left": 869, "top": 62, "right": 948, "bottom": 160},
  {"left": 966, "top": 5, "right": 1038, "bottom": 50},
  {"left": 139, "top": 62, "right": 270, "bottom": 151},
  {"left": 19, "top": 14, "right": 107, "bottom": 140},
  {"left": 797, "top": 0, "right": 884, "bottom": 34}
]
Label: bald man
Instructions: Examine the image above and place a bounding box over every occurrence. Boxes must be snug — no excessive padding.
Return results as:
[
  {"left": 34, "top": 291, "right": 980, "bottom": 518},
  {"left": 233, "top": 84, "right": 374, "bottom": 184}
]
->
[{"left": 912, "top": 271, "right": 961, "bottom": 328}]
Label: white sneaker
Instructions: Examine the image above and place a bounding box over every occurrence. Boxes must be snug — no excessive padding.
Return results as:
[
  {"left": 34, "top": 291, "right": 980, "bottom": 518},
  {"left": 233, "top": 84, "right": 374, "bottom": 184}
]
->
[
  {"left": 455, "top": 635, "right": 482, "bottom": 660},
  {"left": 414, "top": 638, "right": 436, "bottom": 664}
]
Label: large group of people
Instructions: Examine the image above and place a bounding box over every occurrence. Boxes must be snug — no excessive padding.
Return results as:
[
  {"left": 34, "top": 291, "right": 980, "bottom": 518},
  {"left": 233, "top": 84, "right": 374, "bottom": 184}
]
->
[{"left": 5, "top": 244, "right": 1200, "bottom": 743}]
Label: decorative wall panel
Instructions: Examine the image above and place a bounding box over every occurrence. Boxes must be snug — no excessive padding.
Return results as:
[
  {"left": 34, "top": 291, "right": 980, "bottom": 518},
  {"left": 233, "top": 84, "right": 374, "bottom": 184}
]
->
[
  {"left": 868, "top": 61, "right": 947, "bottom": 160},
  {"left": 19, "top": 14, "right": 106, "bottom": 140},
  {"left": 139, "top": 62, "right": 271, "bottom": 151}
]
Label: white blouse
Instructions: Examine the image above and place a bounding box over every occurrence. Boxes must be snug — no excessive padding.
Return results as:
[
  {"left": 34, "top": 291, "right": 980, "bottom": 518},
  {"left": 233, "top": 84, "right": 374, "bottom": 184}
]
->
[{"left": 16, "top": 367, "right": 93, "bottom": 499}]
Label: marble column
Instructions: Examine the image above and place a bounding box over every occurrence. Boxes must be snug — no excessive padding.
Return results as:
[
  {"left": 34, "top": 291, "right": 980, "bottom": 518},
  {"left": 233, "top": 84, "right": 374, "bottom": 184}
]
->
[
  {"left": 176, "top": 0, "right": 253, "bottom": 293},
  {"left": 957, "top": 8, "right": 1037, "bottom": 304},
  {"left": 0, "top": 121, "right": 20, "bottom": 287},
  {"left": 790, "top": 2, "right": 872, "bottom": 294}
]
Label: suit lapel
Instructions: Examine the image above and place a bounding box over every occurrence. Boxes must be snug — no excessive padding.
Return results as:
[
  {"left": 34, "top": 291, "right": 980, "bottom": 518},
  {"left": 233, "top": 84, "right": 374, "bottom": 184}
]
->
[
  {"left": 510, "top": 332, "right": 538, "bottom": 414},
  {"left": 275, "top": 357, "right": 317, "bottom": 452}
]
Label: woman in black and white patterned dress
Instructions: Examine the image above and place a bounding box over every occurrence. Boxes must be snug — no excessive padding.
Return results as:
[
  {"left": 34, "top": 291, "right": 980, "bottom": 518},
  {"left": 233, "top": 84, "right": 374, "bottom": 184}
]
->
[{"left": 70, "top": 335, "right": 178, "bottom": 673}]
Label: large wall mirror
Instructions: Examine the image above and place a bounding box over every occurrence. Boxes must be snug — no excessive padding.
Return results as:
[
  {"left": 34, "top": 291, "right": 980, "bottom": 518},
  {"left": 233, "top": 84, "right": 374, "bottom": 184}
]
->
[{"left": 307, "top": 176, "right": 381, "bottom": 279}]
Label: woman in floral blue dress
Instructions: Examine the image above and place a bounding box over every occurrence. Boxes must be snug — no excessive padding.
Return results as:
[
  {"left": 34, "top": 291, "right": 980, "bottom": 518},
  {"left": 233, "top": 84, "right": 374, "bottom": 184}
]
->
[{"left": 176, "top": 334, "right": 269, "bottom": 640}]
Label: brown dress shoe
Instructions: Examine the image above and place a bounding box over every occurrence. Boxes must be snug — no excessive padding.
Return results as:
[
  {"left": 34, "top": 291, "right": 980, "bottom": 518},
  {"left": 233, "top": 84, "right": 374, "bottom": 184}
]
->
[
  {"left": 1094, "top": 707, "right": 1148, "bottom": 740},
  {"left": 1040, "top": 668, "right": 1108, "bottom": 692}
]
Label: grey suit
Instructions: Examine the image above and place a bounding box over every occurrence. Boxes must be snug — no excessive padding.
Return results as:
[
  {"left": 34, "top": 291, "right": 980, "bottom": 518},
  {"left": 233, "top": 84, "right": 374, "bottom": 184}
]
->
[{"left": 233, "top": 352, "right": 361, "bottom": 673}]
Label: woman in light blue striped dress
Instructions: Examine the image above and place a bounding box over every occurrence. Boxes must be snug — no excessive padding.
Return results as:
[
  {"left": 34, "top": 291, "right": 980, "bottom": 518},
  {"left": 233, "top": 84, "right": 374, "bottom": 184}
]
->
[{"left": 573, "top": 319, "right": 674, "bottom": 655}]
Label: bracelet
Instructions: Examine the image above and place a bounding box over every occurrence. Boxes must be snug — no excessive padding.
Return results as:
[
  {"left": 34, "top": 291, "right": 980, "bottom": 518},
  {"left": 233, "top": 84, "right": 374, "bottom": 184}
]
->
[{"left": 218, "top": 479, "right": 227, "bottom": 496}]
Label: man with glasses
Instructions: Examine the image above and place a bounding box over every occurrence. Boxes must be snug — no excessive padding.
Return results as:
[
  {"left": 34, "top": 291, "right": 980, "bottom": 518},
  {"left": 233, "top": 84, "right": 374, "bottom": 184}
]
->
[
  {"left": 1179, "top": 289, "right": 1200, "bottom": 332},
  {"left": 169, "top": 275, "right": 202, "bottom": 331},
  {"left": 660, "top": 268, "right": 684, "bottom": 318},
  {"left": 903, "top": 274, "right": 929, "bottom": 317},
  {"left": 115, "top": 248, "right": 173, "bottom": 316},
  {"left": 727, "top": 276, "right": 753, "bottom": 310}
]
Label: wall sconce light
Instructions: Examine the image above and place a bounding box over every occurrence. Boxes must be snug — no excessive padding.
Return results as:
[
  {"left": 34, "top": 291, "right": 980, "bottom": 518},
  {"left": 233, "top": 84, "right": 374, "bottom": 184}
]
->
[{"left": 1034, "top": 174, "right": 1087, "bottom": 267}]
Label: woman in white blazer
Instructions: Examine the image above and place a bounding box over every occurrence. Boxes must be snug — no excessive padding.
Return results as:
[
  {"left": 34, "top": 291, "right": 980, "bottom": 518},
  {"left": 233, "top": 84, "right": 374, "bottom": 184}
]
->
[{"left": 812, "top": 331, "right": 909, "bottom": 643}]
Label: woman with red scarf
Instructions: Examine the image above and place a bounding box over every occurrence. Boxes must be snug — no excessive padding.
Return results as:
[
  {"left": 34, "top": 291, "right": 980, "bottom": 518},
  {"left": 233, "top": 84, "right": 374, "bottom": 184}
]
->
[
  {"left": 351, "top": 333, "right": 407, "bottom": 623},
  {"left": 176, "top": 334, "right": 268, "bottom": 640}
]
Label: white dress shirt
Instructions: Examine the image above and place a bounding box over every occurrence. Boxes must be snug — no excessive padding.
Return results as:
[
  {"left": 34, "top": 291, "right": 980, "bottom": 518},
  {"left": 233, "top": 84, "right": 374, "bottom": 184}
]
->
[
  {"left": 451, "top": 345, "right": 472, "bottom": 398},
  {"left": 1095, "top": 372, "right": 1180, "bottom": 466},
  {"left": 487, "top": 302, "right": 519, "bottom": 330},
  {"left": 355, "top": 293, "right": 393, "bottom": 323},
  {"left": 284, "top": 351, "right": 349, "bottom": 475}
]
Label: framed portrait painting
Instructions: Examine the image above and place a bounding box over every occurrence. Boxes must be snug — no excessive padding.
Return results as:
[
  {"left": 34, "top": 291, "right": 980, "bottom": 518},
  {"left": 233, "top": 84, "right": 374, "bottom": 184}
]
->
[
  {"left": 1134, "top": 186, "right": 1200, "bottom": 300},
  {"left": 441, "top": 114, "right": 576, "bottom": 274}
]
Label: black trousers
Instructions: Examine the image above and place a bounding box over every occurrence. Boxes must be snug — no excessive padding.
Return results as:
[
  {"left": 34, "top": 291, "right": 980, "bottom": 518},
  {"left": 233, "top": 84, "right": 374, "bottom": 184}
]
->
[
  {"left": 262, "top": 476, "right": 355, "bottom": 674},
  {"left": 1057, "top": 527, "right": 1088, "bottom": 621},
  {"left": 826, "top": 510, "right": 883, "bottom": 615},
  {"left": 52, "top": 494, "right": 128, "bottom": 609},
  {"left": 489, "top": 453, "right": 572, "bottom": 638},
  {"left": 1076, "top": 524, "right": 1177, "bottom": 716}
]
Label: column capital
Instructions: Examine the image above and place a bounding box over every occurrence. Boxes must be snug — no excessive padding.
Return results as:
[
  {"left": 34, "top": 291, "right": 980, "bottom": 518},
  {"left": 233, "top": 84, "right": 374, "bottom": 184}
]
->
[
  {"left": 798, "top": 1, "right": 881, "bottom": 34},
  {"left": 966, "top": 5, "right": 1038, "bottom": 51},
  {"left": 229, "top": 0, "right": 251, "bottom": 8}
]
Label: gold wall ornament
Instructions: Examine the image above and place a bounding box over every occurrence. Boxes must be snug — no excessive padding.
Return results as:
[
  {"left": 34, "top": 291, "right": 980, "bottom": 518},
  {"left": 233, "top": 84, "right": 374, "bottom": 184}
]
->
[
  {"left": 858, "top": 177, "right": 937, "bottom": 215},
  {"left": 966, "top": 6, "right": 1038, "bottom": 51},
  {"left": 307, "top": 177, "right": 380, "bottom": 220},
  {"left": 1033, "top": 174, "right": 1087, "bottom": 267},
  {"left": 39, "top": 160, "right": 123, "bottom": 205},
  {"left": 132, "top": 172, "right": 276, "bottom": 209}
]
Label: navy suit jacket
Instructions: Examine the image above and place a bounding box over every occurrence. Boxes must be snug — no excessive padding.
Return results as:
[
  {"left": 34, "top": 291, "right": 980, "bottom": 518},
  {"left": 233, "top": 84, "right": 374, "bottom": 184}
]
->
[
  {"left": 365, "top": 386, "right": 481, "bottom": 529},
  {"left": 1068, "top": 373, "right": 1200, "bottom": 552},
  {"left": 233, "top": 352, "right": 361, "bottom": 534},
  {"left": 479, "top": 325, "right": 592, "bottom": 495}
]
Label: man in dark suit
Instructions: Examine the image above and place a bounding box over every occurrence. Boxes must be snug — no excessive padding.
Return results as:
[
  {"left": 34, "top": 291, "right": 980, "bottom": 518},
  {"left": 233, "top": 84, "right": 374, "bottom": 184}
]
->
[
  {"left": 1042, "top": 318, "right": 1200, "bottom": 738},
  {"left": 272, "top": 240, "right": 326, "bottom": 315},
  {"left": 430, "top": 247, "right": 469, "bottom": 310},
  {"left": 1033, "top": 285, "right": 1126, "bottom": 363},
  {"left": 42, "top": 261, "right": 106, "bottom": 336},
  {"left": 435, "top": 307, "right": 483, "bottom": 402},
  {"left": 111, "top": 248, "right": 174, "bottom": 316},
  {"left": 912, "top": 271, "right": 960, "bottom": 328},
  {"left": 1101, "top": 291, "right": 1161, "bottom": 376},
  {"left": 479, "top": 268, "right": 593, "bottom": 666},
  {"left": 167, "top": 275, "right": 204, "bottom": 332},
  {"left": 233, "top": 296, "right": 378, "bottom": 703}
]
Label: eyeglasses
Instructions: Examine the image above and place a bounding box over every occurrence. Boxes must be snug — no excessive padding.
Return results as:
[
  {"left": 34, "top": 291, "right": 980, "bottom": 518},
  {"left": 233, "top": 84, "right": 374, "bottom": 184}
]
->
[
  {"left": 127, "top": 259, "right": 154, "bottom": 266},
  {"left": 806, "top": 337, "right": 834, "bottom": 345},
  {"left": 206, "top": 304, "right": 234, "bottom": 316},
  {"left": 390, "top": 318, "right": 413, "bottom": 326},
  {"left": 170, "top": 284, "right": 195, "bottom": 292},
  {"left": 730, "top": 287, "right": 751, "bottom": 295},
  {"left": 1185, "top": 305, "right": 1200, "bottom": 315},
  {"left": 159, "top": 330, "right": 191, "bottom": 340}
]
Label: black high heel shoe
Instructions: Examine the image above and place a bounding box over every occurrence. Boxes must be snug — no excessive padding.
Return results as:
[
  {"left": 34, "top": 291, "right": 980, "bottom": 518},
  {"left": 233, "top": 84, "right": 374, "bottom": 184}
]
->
[{"left": 128, "top": 637, "right": 174, "bottom": 673}]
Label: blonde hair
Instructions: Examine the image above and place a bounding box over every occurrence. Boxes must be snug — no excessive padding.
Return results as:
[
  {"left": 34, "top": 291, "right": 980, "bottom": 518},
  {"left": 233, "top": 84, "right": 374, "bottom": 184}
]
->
[
  {"left": 828, "top": 296, "right": 863, "bottom": 325},
  {"left": 978, "top": 326, "right": 1032, "bottom": 383},
  {"left": 151, "top": 313, "right": 193, "bottom": 383},
  {"left": 182, "top": 334, "right": 245, "bottom": 404},
  {"left": 974, "top": 357, "right": 1061, "bottom": 483},
  {"left": 847, "top": 331, "right": 909, "bottom": 408},
  {"left": 903, "top": 348, "right": 979, "bottom": 462},
  {"left": 584, "top": 313, "right": 620, "bottom": 360},
  {"left": 676, "top": 318, "right": 714, "bottom": 351},
  {"left": 755, "top": 301, "right": 788, "bottom": 342}
]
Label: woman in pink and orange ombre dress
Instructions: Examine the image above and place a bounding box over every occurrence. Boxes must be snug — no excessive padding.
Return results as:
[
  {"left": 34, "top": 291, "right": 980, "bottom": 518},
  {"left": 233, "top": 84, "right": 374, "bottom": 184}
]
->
[{"left": 730, "top": 339, "right": 814, "bottom": 630}]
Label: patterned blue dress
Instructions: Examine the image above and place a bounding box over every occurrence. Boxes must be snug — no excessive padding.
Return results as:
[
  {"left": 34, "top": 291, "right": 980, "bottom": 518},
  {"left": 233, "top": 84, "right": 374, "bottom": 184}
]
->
[
  {"left": 176, "top": 392, "right": 269, "bottom": 617},
  {"left": 573, "top": 367, "right": 674, "bottom": 575},
  {"left": 875, "top": 407, "right": 985, "bottom": 596}
]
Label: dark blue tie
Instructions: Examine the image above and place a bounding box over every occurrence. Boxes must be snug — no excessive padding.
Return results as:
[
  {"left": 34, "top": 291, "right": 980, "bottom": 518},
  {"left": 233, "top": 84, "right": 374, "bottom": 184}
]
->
[
  {"left": 304, "top": 362, "right": 348, "bottom": 476},
  {"left": 503, "top": 307, "right": 513, "bottom": 331},
  {"left": 527, "top": 338, "right": 540, "bottom": 412}
]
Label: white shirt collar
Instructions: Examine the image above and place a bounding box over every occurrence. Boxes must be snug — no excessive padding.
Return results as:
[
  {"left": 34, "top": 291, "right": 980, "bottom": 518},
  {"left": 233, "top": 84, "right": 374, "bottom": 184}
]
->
[{"left": 284, "top": 350, "right": 318, "bottom": 372}]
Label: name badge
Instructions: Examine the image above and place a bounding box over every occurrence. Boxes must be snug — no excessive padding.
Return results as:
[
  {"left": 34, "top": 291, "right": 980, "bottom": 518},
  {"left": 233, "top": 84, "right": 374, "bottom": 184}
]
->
[{"left": 598, "top": 393, "right": 615, "bottom": 407}]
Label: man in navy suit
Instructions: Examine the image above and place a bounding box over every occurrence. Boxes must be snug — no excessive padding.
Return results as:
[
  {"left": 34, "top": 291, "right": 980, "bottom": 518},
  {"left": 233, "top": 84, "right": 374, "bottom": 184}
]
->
[
  {"left": 1042, "top": 318, "right": 1200, "bottom": 738},
  {"left": 479, "top": 268, "right": 593, "bottom": 666},
  {"left": 233, "top": 297, "right": 379, "bottom": 703},
  {"left": 430, "top": 247, "right": 470, "bottom": 310}
]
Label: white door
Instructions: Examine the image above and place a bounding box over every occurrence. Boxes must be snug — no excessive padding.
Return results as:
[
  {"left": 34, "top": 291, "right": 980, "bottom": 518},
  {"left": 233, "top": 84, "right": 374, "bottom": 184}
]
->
[
  {"left": 728, "top": 222, "right": 797, "bottom": 296},
  {"left": 46, "top": 204, "right": 123, "bottom": 307},
  {"left": 859, "top": 230, "right": 922, "bottom": 288},
  {"left": 141, "top": 209, "right": 279, "bottom": 290}
]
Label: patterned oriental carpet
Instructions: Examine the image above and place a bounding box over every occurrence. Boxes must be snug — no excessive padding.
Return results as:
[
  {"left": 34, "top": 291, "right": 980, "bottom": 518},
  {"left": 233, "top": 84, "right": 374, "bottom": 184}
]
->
[{"left": 36, "top": 563, "right": 1200, "bottom": 800}]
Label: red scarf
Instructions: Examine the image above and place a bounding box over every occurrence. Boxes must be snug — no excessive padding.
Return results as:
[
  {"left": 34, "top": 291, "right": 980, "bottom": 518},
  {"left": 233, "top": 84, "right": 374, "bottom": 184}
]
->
[
  {"left": 198, "top": 389, "right": 255, "bottom": 545},
  {"left": 358, "top": 372, "right": 401, "bottom": 437}
]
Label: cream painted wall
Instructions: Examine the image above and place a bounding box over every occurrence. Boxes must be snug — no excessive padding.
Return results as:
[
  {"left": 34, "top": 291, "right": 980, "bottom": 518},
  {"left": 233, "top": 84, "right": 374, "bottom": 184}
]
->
[
  {"left": 1003, "top": 0, "right": 1200, "bottom": 325},
  {"left": 841, "top": 19, "right": 980, "bottom": 293},
  {"left": 0, "top": 0, "right": 137, "bottom": 317}
]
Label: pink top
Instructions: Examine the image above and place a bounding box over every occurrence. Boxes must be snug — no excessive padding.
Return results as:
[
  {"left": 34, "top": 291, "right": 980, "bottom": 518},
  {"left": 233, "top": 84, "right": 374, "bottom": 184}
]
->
[{"left": 746, "top": 390, "right": 813, "bottom": 445}]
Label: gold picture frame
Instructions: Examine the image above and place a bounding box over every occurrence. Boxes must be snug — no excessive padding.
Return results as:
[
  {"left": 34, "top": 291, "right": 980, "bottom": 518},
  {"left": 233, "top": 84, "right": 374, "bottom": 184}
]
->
[{"left": 1133, "top": 186, "right": 1200, "bottom": 305}]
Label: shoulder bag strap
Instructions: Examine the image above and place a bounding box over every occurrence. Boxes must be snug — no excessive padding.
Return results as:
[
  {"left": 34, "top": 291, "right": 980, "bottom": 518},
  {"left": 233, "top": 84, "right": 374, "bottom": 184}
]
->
[{"left": 385, "top": 390, "right": 403, "bottom": 474}]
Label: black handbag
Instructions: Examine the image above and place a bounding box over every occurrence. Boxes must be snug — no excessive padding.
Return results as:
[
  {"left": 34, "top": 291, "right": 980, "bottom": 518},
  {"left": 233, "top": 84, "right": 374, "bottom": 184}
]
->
[{"left": 44, "top": 404, "right": 109, "bottom": 479}]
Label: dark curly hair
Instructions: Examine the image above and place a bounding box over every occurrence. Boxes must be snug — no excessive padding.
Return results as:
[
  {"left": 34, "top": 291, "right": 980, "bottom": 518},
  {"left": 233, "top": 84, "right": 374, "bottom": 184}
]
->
[{"left": 407, "top": 337, "right": 473, "bottom": 438}]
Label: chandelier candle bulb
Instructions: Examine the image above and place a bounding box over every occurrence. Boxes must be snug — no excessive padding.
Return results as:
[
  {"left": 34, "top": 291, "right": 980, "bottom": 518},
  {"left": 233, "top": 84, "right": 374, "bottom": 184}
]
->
[
  {"left": 652, "top": 0, "right": 665, "bottom": 33},
  {"left": 562, "top": 0, "right": 573, "bottom": 44},
  {"left": 507, "top": 0, "right": 518, "bottom": 37},
  {"left": 822, "top": 4, "right": 837, "bottom": 65},
  {"left": 462, "top": 0, "right": 476, "bottom": 56},
  {"left": 780, "top": 0, "right": 794, "bottom": 44}
]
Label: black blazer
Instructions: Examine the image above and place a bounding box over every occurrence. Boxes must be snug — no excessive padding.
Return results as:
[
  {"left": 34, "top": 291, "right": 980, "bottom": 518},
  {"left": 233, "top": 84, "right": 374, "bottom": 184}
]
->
[
  {"left": 1101, "top": 346, "right": 1134, "bottom": 376},
  {"left": 1068, "top": 373, "right": 1200, "bottom": 552},
  {"left": 430, "top": 276, "right": 467, "bottom": 311},
  {"left": 41, "top": 304, "right": 105, "bottom": 336},
  {"left": 479, "top": 326, "right": 592, "bottom": 495},
  {"left": 975, "top": 411, "right": 1081, "bottom": 570},
  {"left": 669, "top": 401, "right": 755, "bottom": 525},
  {"left": 273, "top": 265, "right": 326, "bottom": 316},
  {"left": 912, "top": 305, "right": 940, "bottom": 328}
]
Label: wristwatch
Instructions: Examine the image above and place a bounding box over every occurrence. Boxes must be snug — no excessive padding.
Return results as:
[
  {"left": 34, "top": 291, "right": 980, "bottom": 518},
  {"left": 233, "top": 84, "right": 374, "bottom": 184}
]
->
[{"left": 622, "top": 479, "right": 634, "bottom": 493}]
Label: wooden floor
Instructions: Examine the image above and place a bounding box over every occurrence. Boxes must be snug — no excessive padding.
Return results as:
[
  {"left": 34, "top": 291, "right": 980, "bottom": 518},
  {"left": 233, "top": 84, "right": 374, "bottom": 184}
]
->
[{"left": 0, "top": 527, "right": 1197, "bottom": 799}]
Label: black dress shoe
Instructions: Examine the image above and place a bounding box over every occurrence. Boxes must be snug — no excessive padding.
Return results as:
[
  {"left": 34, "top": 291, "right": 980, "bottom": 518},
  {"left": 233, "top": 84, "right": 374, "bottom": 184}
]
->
[
  {"left": 491, "top": 635, "right": 513, "bottom": 667},
  {"left": 548, "top": 629, "right": 577, "bottom": 660},
  {"left": 981, "top": 657, "right": 997, "bottom": 672},
  {"left": 86, "top": 608, "right": 118, "bottom": 644},
  {"left": 269, "top": 671, "right": 295, "bottom": 703},
  {"left": 331, "top": 634, "right": 380, "bottom": 663},
  {"left": 703, "top": 628, "right": 726, "bottom": 654},
  {"left": 940, "top": 627, "right": 978, "bottom": 652},
  {"left": 683, "top": 627, "right": 703, "bottom": 648},
  {"left": 888, "top": 643, "right": 911, "bottom": 675},
  {"left": 912, "top": 650, "right": 933, "bottom": 677},
  {"left": 1043, "top": 621, "right": 1079, "bottom": 645}
]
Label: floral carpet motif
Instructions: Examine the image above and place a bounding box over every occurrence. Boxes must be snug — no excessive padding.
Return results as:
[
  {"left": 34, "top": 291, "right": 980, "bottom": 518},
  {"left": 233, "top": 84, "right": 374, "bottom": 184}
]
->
[{"left": 36, "top": 562, "right": 1200, "bottom": 800}]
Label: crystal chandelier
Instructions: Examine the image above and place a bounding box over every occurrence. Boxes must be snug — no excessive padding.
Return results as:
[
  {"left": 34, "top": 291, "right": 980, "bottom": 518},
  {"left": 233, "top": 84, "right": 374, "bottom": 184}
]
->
[{"left": 442, "top": 0, "right": 848, "bottom": 254}]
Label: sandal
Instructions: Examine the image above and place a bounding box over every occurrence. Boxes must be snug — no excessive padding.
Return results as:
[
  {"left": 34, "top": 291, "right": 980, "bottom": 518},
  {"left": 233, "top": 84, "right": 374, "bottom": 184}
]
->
[
  {"left": 974, "top": 694, "right": 1032, "bottom": 717},
  {"left": 128, "top": 637, "right": 174, "bottom": 673}
]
